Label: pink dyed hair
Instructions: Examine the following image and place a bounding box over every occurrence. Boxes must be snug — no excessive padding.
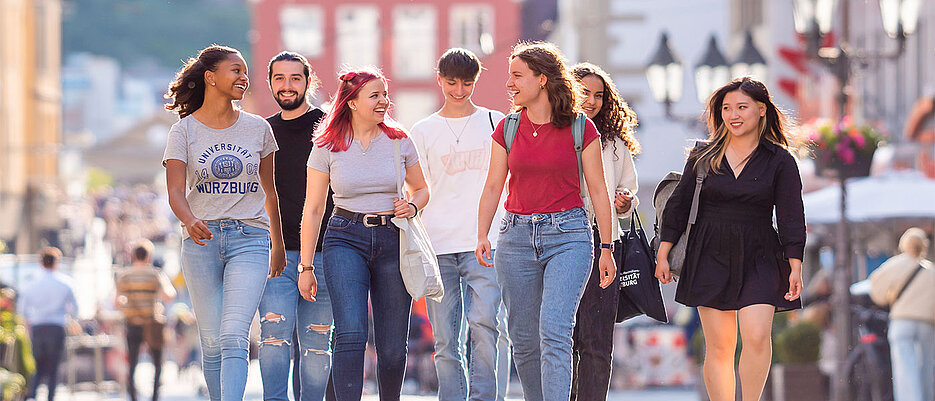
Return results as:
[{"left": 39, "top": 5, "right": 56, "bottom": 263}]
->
[{"left": 314, "top": 67, "right": 407, "bottom": 152}]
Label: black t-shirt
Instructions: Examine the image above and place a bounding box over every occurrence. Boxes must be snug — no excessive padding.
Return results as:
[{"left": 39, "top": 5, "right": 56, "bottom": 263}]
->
[{"left": 267, "top": 108, "right": 334, "bottom": 252}]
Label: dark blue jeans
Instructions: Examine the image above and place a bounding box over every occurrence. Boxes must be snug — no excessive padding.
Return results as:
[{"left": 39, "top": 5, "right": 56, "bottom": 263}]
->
[{"left": 321, "top": 214, "right": 412, "bottom": 401}]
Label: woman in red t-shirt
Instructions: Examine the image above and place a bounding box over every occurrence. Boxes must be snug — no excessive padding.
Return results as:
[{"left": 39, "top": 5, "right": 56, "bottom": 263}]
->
[{"left": 474, "top": 42, "right": 617, "bottom": 401}]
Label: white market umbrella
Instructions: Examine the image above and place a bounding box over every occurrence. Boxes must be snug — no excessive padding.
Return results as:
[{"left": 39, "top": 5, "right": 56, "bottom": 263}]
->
[{"left": 803, "top": 171, "right": 935, "bottom": 224}]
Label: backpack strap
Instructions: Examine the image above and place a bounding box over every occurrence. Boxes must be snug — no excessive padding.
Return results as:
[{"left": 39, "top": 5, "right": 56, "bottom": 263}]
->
[
  {"left": 488, "top": 111, "right": 495, "bottom": 131},
  {"left": 572, "top": 113, "right": 587, "bottom": 199},
  {"left": 502, "top": 112, "right": 521, "bottom": 154},
  {"left": 894, "top": 264, "right": 925, "bottom": 304}
]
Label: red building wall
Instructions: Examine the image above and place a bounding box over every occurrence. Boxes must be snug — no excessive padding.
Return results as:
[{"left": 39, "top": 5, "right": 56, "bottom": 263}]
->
[{"left": 246, "top": 0, "right": 520, "bottom": 122}]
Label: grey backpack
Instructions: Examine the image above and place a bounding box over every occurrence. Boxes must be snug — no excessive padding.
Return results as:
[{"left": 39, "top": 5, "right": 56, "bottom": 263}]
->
[
  {"left": 651, "top": 144, "right": 709, "bottom": 277},
  {"left": 503, "top": 112, "right": 588, "bottom": 201}
]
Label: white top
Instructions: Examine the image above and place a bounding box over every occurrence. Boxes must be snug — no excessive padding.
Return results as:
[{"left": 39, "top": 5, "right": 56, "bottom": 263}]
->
[
  {"left": 585, "top": 136, "right": 639, "bottom": 237},
  {"left": 410, "top": 107, "right": 507, "bottom": 255}
]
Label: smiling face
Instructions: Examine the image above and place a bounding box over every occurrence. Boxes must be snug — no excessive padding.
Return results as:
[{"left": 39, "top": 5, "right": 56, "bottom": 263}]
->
[
  {"left": 579, "top": 74, "right": 604, "bottom": 119},
  {"left": 438, "top": 75, "right": 475, "bottom": 106},
  {"left": 506, "top": 57, "right": 546, "bottom": 108},
  {"left": 269, "top": 60, "right": 309, "bottom": 111},
  {"left": 721, "top": 89, "right": 766, "bottom": 138},
  {"left": 348, "top": 79, "right": 389, "bottom": 125},
  {"left": 206, "top": 53, "right": 249, "bottom": 100}
]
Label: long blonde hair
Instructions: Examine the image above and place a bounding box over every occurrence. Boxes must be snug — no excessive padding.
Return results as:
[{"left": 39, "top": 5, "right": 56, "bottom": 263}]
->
[{"left": 693, "top": 77, "right": 789, "bottom": 173}]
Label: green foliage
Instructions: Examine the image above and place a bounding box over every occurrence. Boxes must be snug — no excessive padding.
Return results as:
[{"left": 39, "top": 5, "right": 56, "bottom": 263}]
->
[
  {"left": 63, "top": 0, "right": 251, "bottom": 70},
  {"left": 775, "top": 321, "right": 822, "bottom": 364},
  {"left": 86, "top": 167, "right": 114, "bottom": 191}
]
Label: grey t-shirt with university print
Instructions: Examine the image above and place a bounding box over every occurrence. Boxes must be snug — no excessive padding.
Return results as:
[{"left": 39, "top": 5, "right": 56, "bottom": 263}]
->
[
  {"left": 162, "top": 111, "right": 279, "bottom": 233},
  {"left": 306, "top": 133, "right": 419, "bottom": 213}
]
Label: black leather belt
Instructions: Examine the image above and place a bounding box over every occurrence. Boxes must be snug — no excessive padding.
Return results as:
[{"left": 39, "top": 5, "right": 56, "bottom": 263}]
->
[{"left": 333, "top": 207, "right": 394, "bottom": 227}]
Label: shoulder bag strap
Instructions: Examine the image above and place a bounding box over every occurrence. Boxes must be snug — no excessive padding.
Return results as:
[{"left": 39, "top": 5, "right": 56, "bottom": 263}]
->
[
  {"left": 894, "top": 264, "right": 925, "bottom": 303},
  {"left": 393, "top": 139, "right": 405, "bottom": 199},
  {"left": 503, "top": 112, "right": 521, "bottom": 154}
]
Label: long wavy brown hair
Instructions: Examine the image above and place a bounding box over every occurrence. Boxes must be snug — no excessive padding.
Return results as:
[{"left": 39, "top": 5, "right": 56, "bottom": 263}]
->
[
  {"left": 165, "top": 45, "right": 240, "bottom": 118},
  {"left": 572, "top": 63, "right": 641, "bottom": 156},
  {"left": 693, "top": 77, "right": 790, "bottom": 174},
  {"left": 509, "top": 42, "right": 582, "bottom": 128}
]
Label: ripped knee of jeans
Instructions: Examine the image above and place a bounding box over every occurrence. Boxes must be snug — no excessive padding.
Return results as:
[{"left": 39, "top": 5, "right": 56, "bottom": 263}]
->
[
  {"left": 303, "top": 347, "right": 331, "bottom": 356},
  {"left": 260, "top": 312, "right": 286, "bottom": 324},
  {"left": 260, "top": 336, "right": 292, "bottom": 347},
  {"left": 306, "top": 323, "right": 332, "bottom": 335}
]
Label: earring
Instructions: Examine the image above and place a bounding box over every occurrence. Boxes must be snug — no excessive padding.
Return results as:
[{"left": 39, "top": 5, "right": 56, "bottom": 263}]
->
[
  {"left": 350, "top": 105, "right": 357, "bottom": 111},
  {"left": 211, "top": 82, "right": 216, "bottom": 86},
  {"left": 540, "top": 85, "right": 544, "bottom": 90}
]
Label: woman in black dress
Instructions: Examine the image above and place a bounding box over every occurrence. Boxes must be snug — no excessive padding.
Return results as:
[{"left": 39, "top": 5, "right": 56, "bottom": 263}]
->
[{"left": 655, "top": 77, "right": 805, "bottom": 401}]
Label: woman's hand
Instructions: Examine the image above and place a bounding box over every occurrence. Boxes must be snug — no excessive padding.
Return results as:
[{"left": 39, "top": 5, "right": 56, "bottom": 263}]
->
[
  {"left": 614, "top": 189, "right": 633, "bottom": 214},
  {"left": 655, "top": 255, "right": 674, "bottom": 284},
  {"left": 393, "top": 198, "right": 417, "bottom": 218},
  {"left": 598, "top": 250, "right": 616, "bottom": 288},
  {"left": 185, "top": 218, "right": 213, "bottom": 246},
  {"left": 298, "top": 270, "right": 318, "bottom": 302},
  {"left": 268, "top": 245, "right": 286, "bottom": 278},
  {"left": 785, "top": 265, "right": 803, "bottom": 301},
  {"left": 475, "top": 238, "right": 493, "bottom": 267}
]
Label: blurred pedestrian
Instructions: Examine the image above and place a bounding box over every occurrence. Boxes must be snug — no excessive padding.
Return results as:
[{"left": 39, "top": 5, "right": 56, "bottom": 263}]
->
[
  {"left": 115, "top": 240, "right": 176, "bottom": 401},
  {"left": 258, "top": 51, "right": 335, "bottom": 401},
  {"left": 19, "top": 247, "right": 77, "bottom": 401},
  {"left": 476, "top": 41, "right": 617, "bottom": 401},
  {"left": 300, "top": 67, "right": 429, "bottom": 401},
  {"left": 655, "top": 77, "right": 806, "bottom": 401},
  {"left": 409, "top": 48, "right": 509, "bottom": 401},
  {"left": 163, "top": 44, "right": 286, "bottom": 401},
  {"left": 869, "top": 227, "right": 934, "bottom": 401},
  {"left": 569, "top": 62, "right": 640, "bottom": 400}
]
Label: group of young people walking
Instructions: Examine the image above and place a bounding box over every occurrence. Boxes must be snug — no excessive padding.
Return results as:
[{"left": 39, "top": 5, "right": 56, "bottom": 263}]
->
[{"left": 162, "top": 39, "right": 806, "bottom": 401}]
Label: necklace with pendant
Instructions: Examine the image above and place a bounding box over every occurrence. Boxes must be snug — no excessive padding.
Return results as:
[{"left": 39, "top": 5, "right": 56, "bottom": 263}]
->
[
  {"left": 443, "top": 113, "right": 473, "bottom": 144},
  {"left": 530, "top": 121, "right": 547, "bottom": 137}
]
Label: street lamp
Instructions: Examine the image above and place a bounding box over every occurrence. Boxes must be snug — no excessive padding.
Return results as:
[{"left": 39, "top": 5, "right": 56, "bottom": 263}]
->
[
  {"left": 694, "top": 35, "right": 729, "bottom": 105},
  {"left": 646, "top": 32, "right": 683, "bottom": 119},
  {"left": 792, "top": 2, "right": 920, "bottom": 401},
  {"left": 731, "top": 31, "right": 768, "bottom": 82}
]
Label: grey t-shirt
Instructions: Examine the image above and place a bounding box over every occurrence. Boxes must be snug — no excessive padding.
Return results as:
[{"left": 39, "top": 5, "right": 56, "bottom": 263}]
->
[
  {"left": 162, "top": 111, "right": 279, "bottom": 233},
  {"left": 307, "top": 133, "right": 419, "bottom": 213}
]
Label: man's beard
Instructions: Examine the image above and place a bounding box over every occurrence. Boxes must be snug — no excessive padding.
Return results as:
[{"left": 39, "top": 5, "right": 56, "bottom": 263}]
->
[{"left": 275, "top": 90, "right": 306, "bottom": 111}]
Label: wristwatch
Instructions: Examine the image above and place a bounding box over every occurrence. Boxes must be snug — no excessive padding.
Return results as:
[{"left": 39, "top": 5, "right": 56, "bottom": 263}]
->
[
  {"left": 600, "top": 242, "right": 614, "bottom": 251},
  {"left": 297, "top": 262, "right": 314, "bottom": 274}
]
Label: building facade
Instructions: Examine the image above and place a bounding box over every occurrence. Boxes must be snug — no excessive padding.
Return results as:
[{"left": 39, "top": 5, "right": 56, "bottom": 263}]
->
[
  {"left": 0, "top": 0, "right": 63, "bottom": 253},
  {"left": 247, "top": 0, "right": 522, "bottom": 128}
]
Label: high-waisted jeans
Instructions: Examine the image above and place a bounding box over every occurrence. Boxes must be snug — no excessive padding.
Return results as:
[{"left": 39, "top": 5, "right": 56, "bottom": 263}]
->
[
  {"left": 494, "top": 208, "right": 593, "bottom": 401},
  {"left": 321, "top": 214, "right": 412, "bottom": 401},
  {"left": 181, "top": 219, "right": 270, "bottom": 401}
]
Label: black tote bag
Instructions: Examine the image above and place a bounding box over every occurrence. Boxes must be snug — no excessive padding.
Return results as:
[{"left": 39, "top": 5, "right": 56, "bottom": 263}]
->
[{"left": 615, "top": 213, "right": 668, "bottom": 323}]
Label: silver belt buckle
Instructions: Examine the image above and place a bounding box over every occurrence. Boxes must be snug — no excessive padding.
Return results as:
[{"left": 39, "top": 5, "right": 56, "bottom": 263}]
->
[{"left": 363, "top": 214, "right": 382, "bottom": 227}]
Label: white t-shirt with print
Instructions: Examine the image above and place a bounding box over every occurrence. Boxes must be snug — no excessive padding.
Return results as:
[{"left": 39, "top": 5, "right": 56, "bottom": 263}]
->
[
  {"left": 162, "top": 111, "right": 278, "bottom": 234},
  {"left": 410, "top": 106, "right": 507, "bottom": 255}
]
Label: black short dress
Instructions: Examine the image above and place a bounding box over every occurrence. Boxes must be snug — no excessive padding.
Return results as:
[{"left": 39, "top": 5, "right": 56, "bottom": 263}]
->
[{"left": 660, "top": 141, "right": 805, "bottom": 312}]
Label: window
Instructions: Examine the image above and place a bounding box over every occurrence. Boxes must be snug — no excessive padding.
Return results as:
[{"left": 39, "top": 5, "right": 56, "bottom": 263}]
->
[
  {"left": 731, "top": 0, "right": 763, "bottom": 34},
  {"left": 393, "top": 5, "right": 436, "bottom": 80},
  {"left": 336, "top": 5, "right": 380, "bottom": 68},
  {"left": 280, "top": 5, "right": 324, "bottom": 58},
  {"left": 450, "top": 5, "right": 495, "bottom": 56}
]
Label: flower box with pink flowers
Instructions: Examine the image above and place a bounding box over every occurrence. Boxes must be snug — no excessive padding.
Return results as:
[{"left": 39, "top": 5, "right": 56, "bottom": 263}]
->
[{"left": 804, "top": 116, "right": 885, "bottom": 179}]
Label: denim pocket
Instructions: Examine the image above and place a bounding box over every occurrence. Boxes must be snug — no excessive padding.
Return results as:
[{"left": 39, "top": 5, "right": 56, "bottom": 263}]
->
[
  {"left": 498, "top": 216, "right": 512, "bottom": 234},
  {"left": 554, "top": 217, "right": 589, "bottom": 233},
  {"left": 240, "top": 224, "right": 270, "bottom": 238},
  {"left": 326, "top": 215, "right": 352, "bottom": 230}
]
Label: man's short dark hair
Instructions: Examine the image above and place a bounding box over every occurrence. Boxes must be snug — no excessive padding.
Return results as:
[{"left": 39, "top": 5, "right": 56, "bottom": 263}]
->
[
  {"left": 268, "top": 51, "right": 320, "bottom": 93},
  {"left": 132, "top": 240, "right": 154, "bottom": 263},
  {"left": 40, "top": 247, "right": 62, "bottom": 269},
  {"left": 437, "top": 48, "right": 482, "bottom": 81}
]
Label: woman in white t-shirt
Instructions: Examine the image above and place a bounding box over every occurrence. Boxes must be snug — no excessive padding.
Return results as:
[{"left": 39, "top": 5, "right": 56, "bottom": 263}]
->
[{"left": 163, "top": 45, "right": 286, "bottom": 401}]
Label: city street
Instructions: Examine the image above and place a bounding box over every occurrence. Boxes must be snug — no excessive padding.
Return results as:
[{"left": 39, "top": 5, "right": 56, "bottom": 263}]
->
[{"left": 44, "top": 361, "right": 700, "bottom": 401}]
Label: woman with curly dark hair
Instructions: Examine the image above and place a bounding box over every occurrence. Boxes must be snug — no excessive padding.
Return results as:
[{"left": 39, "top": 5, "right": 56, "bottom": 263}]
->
[
  {"left": 569, "top": 62, "right": 640, "bottom": 401},
  {"left": 163, "top": 44, "right": 286, "bottom": 401},
  {"left": 475, "top": 42, "right": 617, "bottom": 401}
]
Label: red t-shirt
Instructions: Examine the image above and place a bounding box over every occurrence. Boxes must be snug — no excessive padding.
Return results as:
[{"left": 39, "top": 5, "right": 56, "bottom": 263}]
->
[{"left": 492, "top": 109, "right": 600, "bottom": 214}]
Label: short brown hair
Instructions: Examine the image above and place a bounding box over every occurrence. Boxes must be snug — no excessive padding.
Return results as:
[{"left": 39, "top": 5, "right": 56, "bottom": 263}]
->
[
  {"left": 40, "top": 247, "right": 62, "bottom": 269},
  {"left": 132, "top": 240, "right": 155, "bottom": 262},
  {"left": 438, "top": 48, "right": 482, "bottom": 81}
]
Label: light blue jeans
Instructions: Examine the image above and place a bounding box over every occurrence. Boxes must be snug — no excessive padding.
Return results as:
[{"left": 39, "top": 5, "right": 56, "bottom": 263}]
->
[
  {"left": 426, "top": 251, "right": 503, "bottom": 401},
  {"left": 888, "top": 319, "right": 935, "bottom": 401},
  {"left": 465, "top": 289, "right": 512, "bottom": 401},
  {"left": 181, "top": 220, "right": 270, "bottom": 401},
  {"left": 258, "top": 250, "right": 333, "bottom": 401},
  {"left": 494, "top": 208, "right": 593, "bottom": 401}
]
